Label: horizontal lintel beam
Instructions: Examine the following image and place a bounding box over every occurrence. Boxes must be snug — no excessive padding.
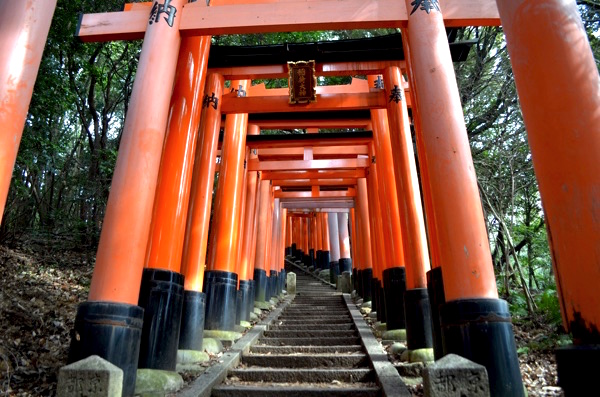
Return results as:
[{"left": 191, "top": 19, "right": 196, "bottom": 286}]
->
[
  {"left": 262, "top": 170, "right": 366, "bottom": 180},
  {"left": 77, "top": 0, "right": 500, "bottom": 42},
  {"left": 272, "top": 178, "right": 357, "bottom": 187},
  {"left": 249, "top": 158, "right": 369, "bottom": 171},
  {"left": 275, "top": 189, "right": 356, "bottom": 198}
]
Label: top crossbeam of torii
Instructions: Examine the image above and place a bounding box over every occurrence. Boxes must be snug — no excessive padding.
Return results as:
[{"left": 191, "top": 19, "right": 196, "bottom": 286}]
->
[{"left": 77, "top": 0, "right": 500, "bottom": 42}]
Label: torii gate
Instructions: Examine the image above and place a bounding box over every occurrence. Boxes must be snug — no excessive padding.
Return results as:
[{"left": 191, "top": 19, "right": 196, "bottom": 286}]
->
[{"left": 1, "top": 1, "right": 599, "bottom": 397}]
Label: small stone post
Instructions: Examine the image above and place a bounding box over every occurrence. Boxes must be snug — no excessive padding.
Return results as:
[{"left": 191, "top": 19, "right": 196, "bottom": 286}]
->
[
  {"left": 423, "top": 354, "right": 490, "bottom": 397},
  {"left": 57, "top": 355, "right": 123, "bottom": 397}
]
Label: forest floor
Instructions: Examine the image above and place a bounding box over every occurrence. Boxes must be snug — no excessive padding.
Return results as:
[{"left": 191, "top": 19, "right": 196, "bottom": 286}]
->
[{"left": 0, "top": 243, "right": 565, "bottom": 396}]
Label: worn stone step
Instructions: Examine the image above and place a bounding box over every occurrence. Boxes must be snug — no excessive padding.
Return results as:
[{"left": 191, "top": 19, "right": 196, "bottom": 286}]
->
[
  {"left": 256, "top": 337, "right": 361, "bottom": 346},
  {"left": 228, "top": 368, "right": 374, "bottom": 383},
  {"left": 269, "top": 323, "right": 355, "bottom": 331},
  {"left": 243, "top": 354, "right": 368, "bottom": 368},
  {"left": 250, "top": 345, "right": 364, "bottom": 354},
  {"left": 278, "top": 314, "right": 350, "bottom": 319},
  {"left": 277, "top": 318, "right": 353, "bottom": 325},
  {"left": 212, "top": 384, "right": 380, "bottom": 397},
  {"left": 263, "top": 330, "right": 357, "bottom": 338}
]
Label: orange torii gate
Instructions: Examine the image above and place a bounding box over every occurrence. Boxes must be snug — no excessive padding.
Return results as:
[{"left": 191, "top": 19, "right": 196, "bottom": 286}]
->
[{"left": 1, "top": 1, "right": 599, "bottom": 397}]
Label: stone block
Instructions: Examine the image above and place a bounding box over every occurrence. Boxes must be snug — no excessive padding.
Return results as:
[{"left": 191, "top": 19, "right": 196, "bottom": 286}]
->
[
  {"left": 361, "top": 301, "right": 372, "bottom": 309},
  {"left": 202, "top": 338, "right": 223, "bottom": 354},
  {"left": 177, "top": 350, "right": 209, "bottom": 364},
  {"left": 382, "top": 329, "right": 407, "bottom": 342},
  {"left": 249, "top": 312, "right": 259, "bottom": 321},
  {"left": 57, "top": 355, "right": 123, "bottom": 397},
  {"left": 390, "top": 342, "right": 407, "bottom": 355},
  {"left": 423, "top": 354, "right": 490, "bottom": 397},
  {"left": 204, "top": 330, "right": 243, "bottom": 344},
  {"left": 135, "top": 369, "right": 183, "bottom": 396},
  {"left": 338, "top": 271, "right": 352, "bottom": 293}
]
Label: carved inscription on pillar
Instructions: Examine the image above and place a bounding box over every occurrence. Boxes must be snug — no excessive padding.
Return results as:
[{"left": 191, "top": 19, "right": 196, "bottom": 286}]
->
[
  {"left": 409, "top": 0, "right": 440, "bottom": 15},
  {"left": 149, "top": 0, "right": 178, "bottom": 27}
]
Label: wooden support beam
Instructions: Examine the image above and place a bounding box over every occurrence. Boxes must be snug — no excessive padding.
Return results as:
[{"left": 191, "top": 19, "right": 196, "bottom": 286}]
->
[
  {"left": 275, "top": 189, "right": 356, "bottom": 198},
  {"left": 272, "top": 178, "right": 357, "bottom": 187},
  {"left": 210, "top": 61, "right": 406, "bottom": 79},
  {"left": 248, "top": 158, "right": 369, "bottom": 171},
  {"left": 245, "top": 132, "right": 372, "bottom": 149},
  {"left": 262, "top": 170, "right": 366, "bottom": 180},
  {"left": 221, "top": 91, "right": 386, "bottom": 114},
  {"left": 249, "top": 118, "right": 370, "bottom": 129},
  {"left": 78, "top": 0, "right": 500, "bottom": 42},
  {"left": 288, "top": 208, "right": 351, "bottom": 213},
  {"left": 282, "top": 199, "right": 354, "bottom": 209},
  {"left": 257, "top": 145, "right": 369, "bottom": 160}
]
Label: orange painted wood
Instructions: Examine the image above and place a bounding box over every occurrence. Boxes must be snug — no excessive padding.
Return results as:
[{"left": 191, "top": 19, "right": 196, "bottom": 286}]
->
[
  {"left": 262, "top": 170, "right": 366, "bottom": 180},
  {"left": 221, "top": 91, "right": 386, "bottom": 114},
  {"left": 272, "top": 178, "right": 357, "bottom": 187},
  {"left": 369, "top": 104, "right": 406, "bottom": 270},
  {"left": 0, "top": 0, "right": 57, "bottom": 223},
  {"left": 246, "top": 136, "right": 372, "bottom": 150},
  {"left": 316, "top": 213, "right": 323, "bottom": 251},
  {"left": 274, "top": 190, "right": 356, "bottom": 199},
  {"left": 350, "top": 209, "right": 357, "bottom": 263},
  {"left": 208, "top": 80, "right": 250, "bottom": 273},
  {"left": 282, "top": 200, "right": 354, "bottom": 210},
  {"left": 146, "top": 36, "right": 211, "bottom": 274},
  {"left": 208, "top": 61, "right": 406, "bottom": 80},
  {"left": 497, "top": 0, "right": 600, "bottom": 335},
  {"left": 78, "top": 0, "right": 499, "bottom": 42},
  {"left": 322, "top": 213, "right": 330, "bottom": 252},
  {"left": 384, "top": 66, "right": 430, "bottom": 289},
  {"left": 253, "top": 180, "right": 272, "bottom": 271},
  {"left": 180, "top": 73, "right": 225, "bottom": 292},
  {"left": 247, "top": 158, "right": 369, "bottom": 171},
  {"left": 239, "top": 125, "right": 261, "bottom": 282},
  {"left": 258, "top": 146, "right": 369, "bottom": 159},
  {"left": 248, "top": 119, "right": 371, "bottom": 130},
  {"left": 88, "top": 0, "right": 187, "bottom": 304},
  {"left": 357, "top": 178, "right": 373, "bottom": 270},
  {"left": 405, "top": 0, "right": 497, "bottom": 300}
]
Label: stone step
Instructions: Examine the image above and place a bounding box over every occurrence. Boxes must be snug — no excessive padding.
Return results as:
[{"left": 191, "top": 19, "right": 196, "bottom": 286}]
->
[
  {"left": 263, "top": 330, "right": 357, "bottom": 338},
  {"left": 243, "top": 354, "right": 368, "bottom": 368},
  {"left": 228, "top": 368, "right": 374, "bottom": 383},
  {"left": 212, "top": 384, "right": 380, "bottom": 397},
  {"left": 269, "top": 323, "right": 355, "bottom": 331},
  {"left": 250, "top": 345, "right": 364, "bottom": 354},
  {"left": 277, "top": 318, "right": 353, "bottom": 325},
  {"left": 256, "top": 337, "right": 361, "bottom": 346}
]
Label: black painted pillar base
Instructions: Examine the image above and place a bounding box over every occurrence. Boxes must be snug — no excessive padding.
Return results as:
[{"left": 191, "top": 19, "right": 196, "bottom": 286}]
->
[
  {"left": 329, "top": 261, "right": 340, "bottom": 284},
  {"left": 440, "top": 298, "right": 525, "bottom": 397},
  {"left": 68, "top": 302, "right": 144, "bottom": 397},
  {"left": 203, "top": 270, "right": 238, "bottom": 331},
  {"left": 286, "top": 246, "right": 293, "bottom": 256},
  {"left": 253, "top": 268, "right": 267, "bottom": 302},
  {"left": 279, "top": 269, "right": 286, "bottom": 294},
  {"left": 269, "top": 270, "right": 278, "bottom": 298},
  {"left": 316, "top": 250, "right": 323, "bottom": 270},
  {"left": 296, "top": 249, "right": 303, "bottom": 261},
  {"left": 371, "top": 277, "right": 379, "bottom": 313},
  {"left": 303, "top": 254, "right": 312, "bottom": 268},
  {"left": 426, "top": 267, "right": 446, "bottom": 360},
  {"left": 362, "top": 268, "right": 373, "bottom": 302},
  {"left": 179, "top": 290, "right": 206, "bottom": 351},
  {"left": 321, "top": 251, "right": 330, "bottom": 270},
  {"left": 339, "top": 257, "right": 352, "bottom": 273},
  {"left": 291, "top": 243, "right": 297, "bottom": 258},
  {"left": 404, "top": 288, "right": 433, "bottom": 350},
  {"left": 247, "top": 280, "right": 256, "bottom": 315},
  {"left": 236, "top": 280, "right": 252, "bottom": 323},
  {"left": 138, "top": 268, "right": 184, "bottom": 371},
  {"left": 354, "top": 269, "right": 360, "bottom": 295},
  {"left": 309, "top": 249, "right": 315, "bottom": 268},
  {"left": 377, "top": 279, "right": 386, "bottom": 323},
  {"left": 556, "top": 344, "right": 600, "bottom": 396},
  {"left": 383, "top": 267, "right": 407, "bottom": 330}
]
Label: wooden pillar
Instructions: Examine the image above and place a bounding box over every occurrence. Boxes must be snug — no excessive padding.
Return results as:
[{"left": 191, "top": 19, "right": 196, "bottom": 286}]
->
[
  {"left": 71, "top": 1, "right": 187, "bottom": 394},
  {"left": 140, "top": 36, "right": 210, "bottom": 368},
  {"left": 0, "top": 0, "right": 57, "bottom": 222},
  {"left": 357, "top": 177, "right": 374, "bottom": 301},
  {"left": 253, "top": 179, "right": 271, "bottom": 302},
  {"left": 404, "top": 2, "right": 522, "bottom": 394},
  {"left": 180, "top": 73, "right": 224, "bottom": 292},
  {"left": 496, "top": 2, "right": 600, "bottom": 394},
  {"left": 204, "top": 79, "right": 249, "bottom": 330}
]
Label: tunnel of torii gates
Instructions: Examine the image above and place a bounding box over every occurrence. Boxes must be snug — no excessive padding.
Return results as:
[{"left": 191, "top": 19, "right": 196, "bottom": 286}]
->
[{"left": 1, "top": 0, "right": 599, "bottom": 396}]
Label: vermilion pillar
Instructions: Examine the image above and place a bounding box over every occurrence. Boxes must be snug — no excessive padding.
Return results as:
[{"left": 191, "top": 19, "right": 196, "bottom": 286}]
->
[
  {"left": 253, "top": 179, "right": 272, "bottom": 302},
  {"left": 357, "top": 178, "right": 373, "bottom": 302},
  {"left": 139, "top": 36, "right": 210, "bottom": 370},
  {"left": 496, "top": 2, "right": 600, "bottom": 395},
  {"left": 337, "top": 212, "right": 352, "bottom": 273},
  {"left": 404, "top": 2, "right": 522, "bottom": 395},
  {"left": 205, "top": 80, "right": 249, "bottom": 331},
  {"left": 268, "top": 198, "right": 282, "bottom": 298},
  {"left": 70, "top": 2, "right": 187, "bottom": 395},
  {"left": 320, "top": 213, "right": 331, "bottom": 270},
  {"left": 315, "top": 212, "right": 324, "bottom": 269},
  {"left": 327, "top": 213, "right": 341, "bottom": 284},
  {"left": 310, "top": 213, "right": 318, "bottom": 269},
  {"left": 238, "top": 124, "right": 260, "bottom": 321},
  {"left": 0, "top": 0, "right": 57, "bottom": 222},
  {"left": 180, "top": 73, "right": 224, "bottom": 293}
]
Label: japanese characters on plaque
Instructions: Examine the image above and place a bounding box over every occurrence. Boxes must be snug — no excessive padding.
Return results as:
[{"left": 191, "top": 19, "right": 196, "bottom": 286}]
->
[
  {"left": 288, "top": 60, "right": 317, "bottom": 104},
  {"left": 149, "top": 0, "right": 178, "bottom": 27}
]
